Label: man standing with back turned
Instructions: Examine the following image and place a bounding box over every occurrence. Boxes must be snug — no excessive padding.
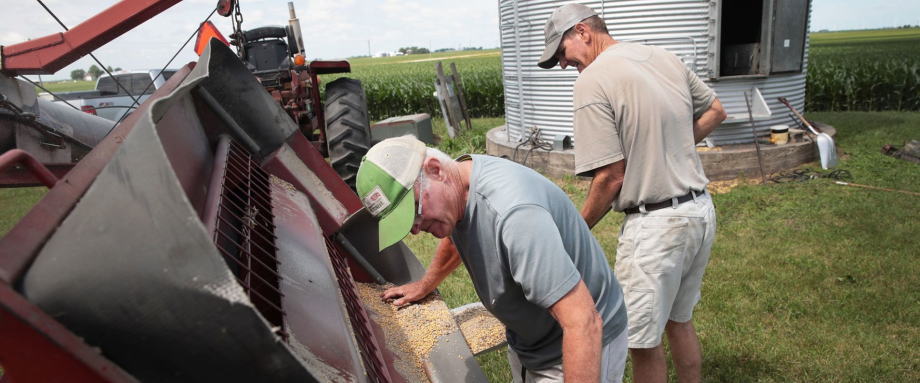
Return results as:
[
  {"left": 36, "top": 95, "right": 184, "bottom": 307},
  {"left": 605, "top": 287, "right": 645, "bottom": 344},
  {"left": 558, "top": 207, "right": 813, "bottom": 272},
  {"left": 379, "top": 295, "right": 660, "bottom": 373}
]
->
[{"left": 537, "top": 4, "right": 727, "bottom": 382}]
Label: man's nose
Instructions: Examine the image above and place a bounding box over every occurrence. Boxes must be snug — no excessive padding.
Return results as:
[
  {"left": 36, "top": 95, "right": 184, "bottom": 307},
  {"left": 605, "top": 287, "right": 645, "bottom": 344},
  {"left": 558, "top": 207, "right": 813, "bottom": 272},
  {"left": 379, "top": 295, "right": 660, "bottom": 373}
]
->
[
  {"left": 559, "top": 57, "right": 568, "bottom": 70},
  {"left": 410, "top": 219, "right": 421, "bottom": 235}
]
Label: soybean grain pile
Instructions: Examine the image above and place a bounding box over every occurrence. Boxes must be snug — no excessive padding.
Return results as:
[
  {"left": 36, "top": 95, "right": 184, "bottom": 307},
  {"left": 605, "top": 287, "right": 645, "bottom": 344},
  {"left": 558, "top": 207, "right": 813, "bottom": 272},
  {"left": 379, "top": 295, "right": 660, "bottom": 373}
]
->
[
  {"left": 454, "top": 306, "right": 506, "bottom": 355},
  {"left": 356, "top": 283, "right": 458, "bottom": 382}
]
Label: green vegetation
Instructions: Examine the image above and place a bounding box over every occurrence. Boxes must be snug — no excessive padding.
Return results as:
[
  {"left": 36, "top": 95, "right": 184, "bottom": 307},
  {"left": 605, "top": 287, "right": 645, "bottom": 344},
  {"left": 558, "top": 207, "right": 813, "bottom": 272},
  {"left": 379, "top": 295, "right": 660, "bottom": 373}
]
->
[
  {"left": 807, "top": 28, "right": 920, "bottom": 112},
  {"left": 1, "top": 113, "right": 917, "bottom": 381},
  {"left": 403, "top": 112, "right": 920, "bottom": 382},
  {"left": 342, "top": 28, "right": 920, "bottom": 120},
  {"left": 35, "top": 50, "right": 506, "bottom": 122},
  {"left": 0, "top": 187, "right": 47, "bottom": 236},
  {"left": 35, "top": 79, "right": 95, "bottom": 94},
  {"left": 5, "top": 29, "right": 917, "bottom": 382},
  {"left": 34, "top": 29, "right": 920, "bottom": 119},
  {"left": 320, "top": 50, "right": 503, "bottom": 121}
]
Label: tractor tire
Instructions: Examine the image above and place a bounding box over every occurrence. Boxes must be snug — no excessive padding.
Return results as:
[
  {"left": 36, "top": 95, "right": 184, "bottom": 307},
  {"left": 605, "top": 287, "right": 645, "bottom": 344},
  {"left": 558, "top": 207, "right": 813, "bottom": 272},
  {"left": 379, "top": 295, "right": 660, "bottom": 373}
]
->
[{"left": 324, "top": 77, "right": 371, "bottom": 191}]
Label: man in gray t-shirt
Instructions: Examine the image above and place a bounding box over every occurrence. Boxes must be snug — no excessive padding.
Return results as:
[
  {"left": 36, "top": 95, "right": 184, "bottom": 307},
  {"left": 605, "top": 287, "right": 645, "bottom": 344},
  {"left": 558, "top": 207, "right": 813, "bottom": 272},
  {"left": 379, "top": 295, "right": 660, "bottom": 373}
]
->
[
  {"left": 538, "top": 3, "right": 726, "bottom": 383},
  {"left": 355, "top": 135, "right": 628, "bottom": 382}
]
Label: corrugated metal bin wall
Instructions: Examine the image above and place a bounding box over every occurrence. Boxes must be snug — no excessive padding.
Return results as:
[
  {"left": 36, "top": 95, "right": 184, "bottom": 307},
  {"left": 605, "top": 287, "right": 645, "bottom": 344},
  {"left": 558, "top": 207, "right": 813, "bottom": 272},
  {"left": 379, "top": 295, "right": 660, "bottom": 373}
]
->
[{"left": 499, "top": 0, "right": 811, "bottom": 145}]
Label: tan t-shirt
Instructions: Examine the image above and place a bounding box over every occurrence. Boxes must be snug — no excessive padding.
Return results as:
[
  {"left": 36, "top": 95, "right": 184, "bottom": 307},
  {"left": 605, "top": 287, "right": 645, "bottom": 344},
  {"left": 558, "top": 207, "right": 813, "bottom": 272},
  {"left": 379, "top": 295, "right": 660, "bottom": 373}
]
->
[{"left": 573, "top": 42, "right": 716, "bottom": 211}]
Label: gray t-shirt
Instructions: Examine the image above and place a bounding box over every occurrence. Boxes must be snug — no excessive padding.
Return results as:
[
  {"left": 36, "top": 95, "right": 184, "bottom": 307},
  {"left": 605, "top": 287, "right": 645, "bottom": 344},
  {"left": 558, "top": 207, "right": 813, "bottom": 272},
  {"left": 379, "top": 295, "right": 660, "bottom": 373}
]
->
[
  {"left": 573, "top": 42, "right": 716, "bottom": 211},
  {"left": 452, "top": 155, "right": 627, "bottom": 370}
]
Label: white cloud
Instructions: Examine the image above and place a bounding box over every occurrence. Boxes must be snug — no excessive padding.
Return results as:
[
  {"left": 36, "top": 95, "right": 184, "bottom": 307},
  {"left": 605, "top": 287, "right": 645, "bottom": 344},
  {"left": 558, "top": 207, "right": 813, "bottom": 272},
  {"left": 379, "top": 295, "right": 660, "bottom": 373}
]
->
[
  {"left": 0, "top": 32, "right": 28, "bottom": 46},
  {"left": 2, "top": 0, "right": 497, "bottom": 79}
]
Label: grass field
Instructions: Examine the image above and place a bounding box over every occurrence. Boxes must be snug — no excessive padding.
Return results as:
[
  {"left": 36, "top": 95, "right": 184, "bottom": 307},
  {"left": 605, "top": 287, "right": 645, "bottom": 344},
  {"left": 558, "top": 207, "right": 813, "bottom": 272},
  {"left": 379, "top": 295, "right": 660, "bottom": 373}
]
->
[
  {"left": 34, "top": 79, "right": 95, "bottom": 93},
  {"left": 809, "top": 27, "right": 920, "bottom": 45},
  {"left": 403, "top": 112, "right": 920, "bottom": 382},
  {"left": 6, "top": 28, "right": 917, "bottom": 382},
  {"left": 1, "top": 112, "right": 916, "bottom": 381}
]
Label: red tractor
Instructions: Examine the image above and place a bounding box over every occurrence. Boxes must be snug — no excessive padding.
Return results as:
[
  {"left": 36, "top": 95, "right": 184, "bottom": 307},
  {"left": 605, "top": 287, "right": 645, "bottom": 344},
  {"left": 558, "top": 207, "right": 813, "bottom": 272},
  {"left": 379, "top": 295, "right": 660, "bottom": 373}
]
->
[{"left": 220, "top": 1, "right": 372, "bottom": 190}]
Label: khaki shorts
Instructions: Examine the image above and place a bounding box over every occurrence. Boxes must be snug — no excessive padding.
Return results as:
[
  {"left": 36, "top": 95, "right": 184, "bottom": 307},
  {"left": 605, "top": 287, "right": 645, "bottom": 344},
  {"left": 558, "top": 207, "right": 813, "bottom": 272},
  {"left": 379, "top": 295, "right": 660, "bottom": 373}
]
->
[
  {"left": 615, "top": 192, "right": 716, "bottom": 349},
  {"left": 506, "top": 328, "right": 627, "bottom": 383}
]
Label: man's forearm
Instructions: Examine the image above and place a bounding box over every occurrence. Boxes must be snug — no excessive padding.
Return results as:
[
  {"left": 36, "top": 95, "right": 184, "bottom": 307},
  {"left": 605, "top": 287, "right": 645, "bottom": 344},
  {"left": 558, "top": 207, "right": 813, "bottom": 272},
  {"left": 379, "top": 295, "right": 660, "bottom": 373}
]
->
[
  {"left": 693, "top": 99, "right": 726, "bottom": 143},
  {"left": 550, "top": 282, "right": 603, "bottom": 381},
  {"left": 581, "top": 164, "right": 624, "bottom": 229},
  {"left": 382, "top": 238, "right": 462, "bottom": 306},
  {"left": 561, "top": 319, "right": 602, "bottom": 382},
  {"left": 420, "top": 237, "right": 462, "bottom": 288}
]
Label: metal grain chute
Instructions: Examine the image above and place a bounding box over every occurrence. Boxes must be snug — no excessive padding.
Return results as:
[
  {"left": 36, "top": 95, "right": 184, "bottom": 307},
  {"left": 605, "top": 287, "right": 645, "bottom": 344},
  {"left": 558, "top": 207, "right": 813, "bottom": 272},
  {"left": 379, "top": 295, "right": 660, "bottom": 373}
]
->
[
  {"left": 0, "top": 75, "right": 111, "bottom": 185},
  {"left": 14, "top": 40, "right": 484, "bottom": 382}
]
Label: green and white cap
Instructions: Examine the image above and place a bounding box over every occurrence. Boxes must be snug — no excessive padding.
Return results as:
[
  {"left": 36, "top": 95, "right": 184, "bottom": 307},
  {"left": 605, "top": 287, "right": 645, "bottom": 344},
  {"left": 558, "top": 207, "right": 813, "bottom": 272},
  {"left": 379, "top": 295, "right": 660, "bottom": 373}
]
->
[{"left": 356, "top": 135, "right": 427, "bottom": 251}]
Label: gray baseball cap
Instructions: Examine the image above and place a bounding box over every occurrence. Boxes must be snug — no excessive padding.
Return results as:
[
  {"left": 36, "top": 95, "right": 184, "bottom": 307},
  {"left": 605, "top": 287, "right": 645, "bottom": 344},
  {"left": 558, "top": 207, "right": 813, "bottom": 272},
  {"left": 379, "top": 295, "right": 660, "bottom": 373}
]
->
[{"left": 538, "top": 3, "right": 598, "bottom": 69}]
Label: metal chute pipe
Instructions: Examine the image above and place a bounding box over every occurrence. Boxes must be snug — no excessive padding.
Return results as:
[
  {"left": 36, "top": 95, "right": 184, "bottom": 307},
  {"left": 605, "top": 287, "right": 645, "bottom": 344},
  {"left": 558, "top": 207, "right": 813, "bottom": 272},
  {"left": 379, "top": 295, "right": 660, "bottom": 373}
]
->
[
  {"left": 194, "top": 86, "right": 260, "bottom": 155},
  {"left": 334, "top": 232, "right": 387, "bottom": 284}
]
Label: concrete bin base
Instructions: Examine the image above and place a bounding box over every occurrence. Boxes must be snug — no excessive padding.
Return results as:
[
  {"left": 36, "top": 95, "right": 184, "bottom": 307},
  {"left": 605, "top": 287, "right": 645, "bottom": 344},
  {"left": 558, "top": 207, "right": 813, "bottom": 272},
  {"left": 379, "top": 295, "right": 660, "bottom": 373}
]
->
[{"left": 485, "top": 123, "right": 836, "bottom": 181}]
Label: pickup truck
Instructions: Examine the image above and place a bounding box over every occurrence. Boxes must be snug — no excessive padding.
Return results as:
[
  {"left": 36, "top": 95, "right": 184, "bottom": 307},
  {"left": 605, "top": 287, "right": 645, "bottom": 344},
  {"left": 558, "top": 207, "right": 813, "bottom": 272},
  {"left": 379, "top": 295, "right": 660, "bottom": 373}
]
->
[{"left": 47, "top": 70, "right": 177, "bottom": 122}]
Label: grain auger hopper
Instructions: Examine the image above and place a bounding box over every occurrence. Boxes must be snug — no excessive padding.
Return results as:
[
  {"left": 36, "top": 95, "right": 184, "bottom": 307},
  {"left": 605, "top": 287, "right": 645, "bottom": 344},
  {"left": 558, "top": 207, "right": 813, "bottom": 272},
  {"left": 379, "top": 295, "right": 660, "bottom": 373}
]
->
[{"left": 0, "top": 38, "right": 490, "bottom": 382}]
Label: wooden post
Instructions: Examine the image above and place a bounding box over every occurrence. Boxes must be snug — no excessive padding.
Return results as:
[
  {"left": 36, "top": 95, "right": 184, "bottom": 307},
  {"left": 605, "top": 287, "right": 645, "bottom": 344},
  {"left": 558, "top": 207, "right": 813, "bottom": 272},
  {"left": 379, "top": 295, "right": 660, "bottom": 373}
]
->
[
  {"left": 449, "top": 62, "right": 473, "bottom": 132},
  {"left": 434, "top": 62, "right": 456, "bottom": 138},
  {"left": 433, "top": 79, "right": 453, "bottom": 138}
]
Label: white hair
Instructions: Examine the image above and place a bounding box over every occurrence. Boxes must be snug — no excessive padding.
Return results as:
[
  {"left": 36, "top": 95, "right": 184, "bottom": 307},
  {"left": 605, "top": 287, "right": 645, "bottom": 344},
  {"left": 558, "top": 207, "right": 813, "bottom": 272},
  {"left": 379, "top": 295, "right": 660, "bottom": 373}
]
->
[
  {"left": 425, "top": 147, "right": 454, "bottom": 164},
  {"left": 416, "top": 147, "right": 454, "bottom": 192}
]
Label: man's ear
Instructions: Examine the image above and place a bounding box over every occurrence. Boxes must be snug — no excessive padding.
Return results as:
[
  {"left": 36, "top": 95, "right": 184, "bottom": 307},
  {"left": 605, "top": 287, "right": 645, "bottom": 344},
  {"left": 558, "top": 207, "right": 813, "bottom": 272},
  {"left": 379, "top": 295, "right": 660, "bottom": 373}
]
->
[
  {"left": 576, "top": 23, "right": 591, "bottom": 44},
  {"left": 424, "top": 157, "right": 445, "bottom": 181}
]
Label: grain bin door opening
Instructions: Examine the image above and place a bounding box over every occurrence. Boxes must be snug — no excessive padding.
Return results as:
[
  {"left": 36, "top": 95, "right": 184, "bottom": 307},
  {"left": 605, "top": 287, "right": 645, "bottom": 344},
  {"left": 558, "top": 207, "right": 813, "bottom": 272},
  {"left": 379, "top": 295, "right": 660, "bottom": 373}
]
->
[
  {"left": 716, "top": 0, "right": 770, "bottom": 77},
  {"left": 769, "top": 0, "right": 810, "bottom": 73}
]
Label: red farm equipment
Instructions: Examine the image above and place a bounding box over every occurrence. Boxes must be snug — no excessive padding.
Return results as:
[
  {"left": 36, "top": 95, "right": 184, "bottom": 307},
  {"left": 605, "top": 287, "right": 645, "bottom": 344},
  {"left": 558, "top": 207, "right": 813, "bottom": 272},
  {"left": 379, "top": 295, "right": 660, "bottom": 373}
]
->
[
  {"left": 218, "top": 1, "right": 373, "bottom": 190},
  {"left": 1, "top": 0, "right": 372, "bottom": 191},
  {"left": 0, "top": 1, "right": 487, "bottom": 381}
]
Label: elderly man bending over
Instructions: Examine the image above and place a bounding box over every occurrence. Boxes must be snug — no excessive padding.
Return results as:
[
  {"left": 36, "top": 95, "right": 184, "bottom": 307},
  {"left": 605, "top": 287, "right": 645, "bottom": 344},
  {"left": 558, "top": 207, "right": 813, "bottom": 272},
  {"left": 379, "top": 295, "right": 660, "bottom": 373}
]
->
[{"left": 356, "top": 135, "right": 628, "bottom": 382}]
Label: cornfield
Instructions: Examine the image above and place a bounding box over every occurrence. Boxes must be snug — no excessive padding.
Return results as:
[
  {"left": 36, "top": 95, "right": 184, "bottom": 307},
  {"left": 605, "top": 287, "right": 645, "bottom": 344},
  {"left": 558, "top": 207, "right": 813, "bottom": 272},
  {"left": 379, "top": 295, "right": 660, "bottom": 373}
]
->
[
  {"left": 37, "top": 29, "right": 918, "bottom": 121},
  {"left": 320, "top": 51, "right": 503, "bottom": 121},
  {"left": 318, "top": 29, "right": 920, "bottom": 121},
  {"left": 806, "top": 28, "right": 920, "bottom": 112}
]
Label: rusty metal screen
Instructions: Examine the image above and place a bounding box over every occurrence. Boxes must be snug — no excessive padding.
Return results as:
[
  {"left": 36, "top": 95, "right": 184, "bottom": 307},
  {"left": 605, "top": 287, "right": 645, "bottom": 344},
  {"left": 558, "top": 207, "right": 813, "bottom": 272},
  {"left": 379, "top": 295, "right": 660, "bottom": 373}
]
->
[
  {"left": 325, "top": 237, "right": 393, "bottom": 382},
  {"left": 213, "top": 141, "right": 286, "bottom": 338},
  {"left": 214, "top": 140, "right": 391, "bottom": 381}
]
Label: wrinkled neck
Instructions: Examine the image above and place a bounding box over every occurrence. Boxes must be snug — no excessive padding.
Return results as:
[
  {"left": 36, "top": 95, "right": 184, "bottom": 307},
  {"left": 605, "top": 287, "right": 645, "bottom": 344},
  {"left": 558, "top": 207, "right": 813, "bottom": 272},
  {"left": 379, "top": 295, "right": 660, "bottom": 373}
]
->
[
  {"left": 590, "top": 34, "right": 617, "bottom": 63},
  {"left": 450, "top": 160, "right": 473, "bottom": 221}
]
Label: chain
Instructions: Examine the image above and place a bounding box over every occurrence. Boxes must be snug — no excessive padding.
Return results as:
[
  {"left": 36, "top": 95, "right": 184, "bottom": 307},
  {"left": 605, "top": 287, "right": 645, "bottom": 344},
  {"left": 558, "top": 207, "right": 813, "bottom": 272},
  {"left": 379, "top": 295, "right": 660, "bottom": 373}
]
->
[{"left": 232, "top": 1, "right": 246, "bottom": 59}]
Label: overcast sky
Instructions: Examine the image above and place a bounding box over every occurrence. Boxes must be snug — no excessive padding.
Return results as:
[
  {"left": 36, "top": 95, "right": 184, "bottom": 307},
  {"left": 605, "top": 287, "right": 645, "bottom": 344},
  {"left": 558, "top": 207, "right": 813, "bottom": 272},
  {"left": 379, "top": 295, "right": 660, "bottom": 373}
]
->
[{"left": 2, "top": 0, "right": 917, "bottom": 81}]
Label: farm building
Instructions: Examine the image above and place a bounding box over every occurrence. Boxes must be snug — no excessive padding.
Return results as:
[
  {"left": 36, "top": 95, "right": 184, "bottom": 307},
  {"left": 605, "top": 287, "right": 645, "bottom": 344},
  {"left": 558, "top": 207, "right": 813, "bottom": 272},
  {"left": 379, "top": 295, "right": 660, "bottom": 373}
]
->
[{"left": 490, "top": 0, "right": 819, "bottom": 178}]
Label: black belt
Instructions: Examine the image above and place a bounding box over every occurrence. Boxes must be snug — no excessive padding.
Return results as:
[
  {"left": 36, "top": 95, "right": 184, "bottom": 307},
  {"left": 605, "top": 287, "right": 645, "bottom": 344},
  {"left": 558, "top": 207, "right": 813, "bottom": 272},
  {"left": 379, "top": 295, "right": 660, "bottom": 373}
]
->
[{"left": 623, "top": 190, "right": 705, "bottom": 215}]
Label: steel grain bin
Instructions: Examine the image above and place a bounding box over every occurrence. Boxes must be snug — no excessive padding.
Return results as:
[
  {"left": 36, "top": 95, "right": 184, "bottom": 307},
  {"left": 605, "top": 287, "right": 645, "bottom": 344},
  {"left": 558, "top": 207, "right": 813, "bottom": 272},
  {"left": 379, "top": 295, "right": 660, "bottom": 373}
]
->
[{"left": 499, "top": 0, "right": 812, "bottom": 145}]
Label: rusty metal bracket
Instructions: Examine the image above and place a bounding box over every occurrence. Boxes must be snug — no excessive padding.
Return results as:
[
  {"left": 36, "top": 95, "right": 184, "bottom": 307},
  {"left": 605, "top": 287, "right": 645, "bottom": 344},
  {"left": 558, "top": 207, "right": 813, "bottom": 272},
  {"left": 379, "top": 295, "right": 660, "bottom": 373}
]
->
[{"left": 0, "top": 149, "right": 59, "bottom": 188}]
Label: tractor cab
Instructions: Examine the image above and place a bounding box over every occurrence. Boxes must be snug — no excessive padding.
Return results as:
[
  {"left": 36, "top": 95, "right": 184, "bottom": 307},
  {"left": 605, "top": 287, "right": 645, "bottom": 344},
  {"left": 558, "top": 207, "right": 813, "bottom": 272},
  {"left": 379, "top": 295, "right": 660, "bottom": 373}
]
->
[{"left": 237, "top": 26, "right": 300, "bottom": 88}]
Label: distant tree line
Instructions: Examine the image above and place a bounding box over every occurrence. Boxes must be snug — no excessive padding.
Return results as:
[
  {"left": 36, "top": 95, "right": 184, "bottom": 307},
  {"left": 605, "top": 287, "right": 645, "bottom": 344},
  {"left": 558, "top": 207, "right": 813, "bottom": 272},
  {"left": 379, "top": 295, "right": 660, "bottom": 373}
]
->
[
  {"left": 434, "top": 46, "right": 487, "bottom": 53},
  {"left": 70, "top": 65, "right": 122, "bottom": 81},
  {"left": 816, "top": 25, "right": 918, "bottom": 33},
  {"left": 398, "top": 46, "right": 430, "bottom": 55}
]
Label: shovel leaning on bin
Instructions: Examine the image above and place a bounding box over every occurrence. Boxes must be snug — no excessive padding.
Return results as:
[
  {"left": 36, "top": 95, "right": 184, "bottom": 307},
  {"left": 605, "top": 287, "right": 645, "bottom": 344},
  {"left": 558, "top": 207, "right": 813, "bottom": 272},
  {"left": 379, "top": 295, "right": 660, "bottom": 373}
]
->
[{"left": 778, "top": 97, "right": 838, "bottom": 169}]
